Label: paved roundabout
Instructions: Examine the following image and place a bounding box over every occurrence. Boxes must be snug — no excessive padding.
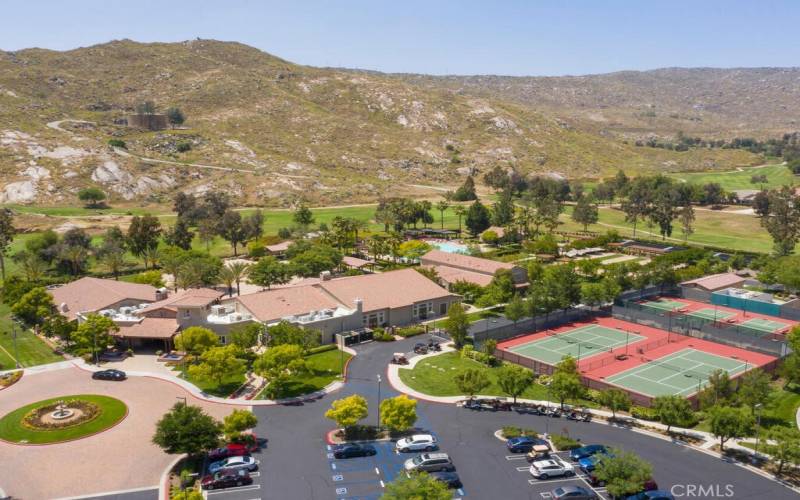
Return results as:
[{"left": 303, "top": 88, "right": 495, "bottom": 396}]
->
[{"left": 2, "top": 338, "right": 798, "bottom": 500}]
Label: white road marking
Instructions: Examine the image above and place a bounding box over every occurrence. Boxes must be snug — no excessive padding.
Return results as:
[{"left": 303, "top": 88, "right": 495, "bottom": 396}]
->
[
  {"left": 375, "top": 467, "right": 380, "bottom": 475},
  {"left": 331, "top": 463, "right": 337, "bottom": 470},
  {"left": 206, "top": 484, "right": 261, "bottom": 496},
  {"left": 505, "top": 455, "right": 528, "bottom": 460},
  {"left": 517, "top": 466, "right": 531, "bottom": 471},
  {"left": 380, "top": 480, "right": 385, "bottom": 488},
  {"left": 527, "top": 476, "right": 584, "bottom": 485}
]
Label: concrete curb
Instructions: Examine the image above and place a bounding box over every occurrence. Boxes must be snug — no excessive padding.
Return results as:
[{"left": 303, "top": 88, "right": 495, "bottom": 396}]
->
[{"left": 159, "top": 454, "right": 186, "bottom": 500}]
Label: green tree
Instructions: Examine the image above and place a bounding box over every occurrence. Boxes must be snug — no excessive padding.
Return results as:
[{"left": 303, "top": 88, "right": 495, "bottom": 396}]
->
[
  {"left": 465, "top": 200, "right": 491, "bottom": 236},
  {"left": 164, "top": 218, "right": 194, "bottom": 250},
  {"left": 398, "top": 240, "right": 433, "bottom": 260},
  {"left": 779, "top": 353, "right": 800, "bottom": 388},
  {"left": 174, "top": 326, "right": 219, "bottom": 356},
  {"left": 491, "top": 189, "right": 515, "bottom": 226},
  {"left": 77, "top": 187, "right": 106, "bottom": 208},
  {"left": 127, "top": 215, "right": 162, "bottom": 268},
  {"left": 580, "top": 282, "right": 607, "bottom": 311},
  {"left": 222, "top": 408, "right": 258, "bottom": 441},
  {"left": 761, "top": 186, "right": 800, "bottom": 255},
  {"left": 11, "top": 287, "right": 54, "bottom": 327},
  {"left": 454, "top": 368, "right": 490, "bottom": 398},
  {"left": 698, "top": 369, "right": 735, "bottom": 408},
  {"left": 219, "top": 210, "right": 247, "bottom": 256},
  {"left": 598, "top": 388, "right": 632, "bottom": 418},
  {"left": 443, "top": 303, "right": 469, "bottom": 348},
  {"left": 187, "top": 345, "right": 244, "bottom": 388},
  {"left": 481, "top": 229, "right": 500, "bottom": 245},
  {"left": 496, "top": 364, "right": 533, "bottom": 403},
  {"left": 708, "top": 405, "right": 754, "bottom": 451},
  {"left": 736, "top": 369, "right": 772, "bottom": 414},
  {"left": 380, "top": 395, "right": 418, "bottom": 433},
  {"left": 593, "top": 449, "right": 653, "bottom": 498},
  {"left": 72, "top": 313, "right": 119, "bottom": 361},
  {"left": 435, "top": 200, "right": 450, "bottom": 229},
  {"left": 550, "top": 355, "right": 584, "bottom": 408},
  {"left": 452, "top": 175, "right": 477, "bottom": 201},
  {"left": 253, "top": 344, "right": 307, "bottom": 398},
  {"left": 653, "top": 395, "right": 695, "bottom": 432},
  {"left": 152, "top": 403, "right": 221, "bottom": 455},
  {"left": 452, "top": 205, "right": 466, "bottom": 235},
  {"left": 267, "top": 321, "right": 321, "bottom": 351},
  {"left": 482, "top": 338, "right": 497, "bottom": 356},
  {"left": 678, "top": 204, "right": 695, "bottom": 242},
  {"left": 0, "top": 209, "right": 16, "bottom": 280},
  {"left": 166, "top": 107, "right": 185, "bottom": 128},
  {"left": 249, "top": 255, "right": 290, "bottom": 289},
  {"left": 293, "top": 203, "right": 315, "bottom": 228},
  {"left": 230, "top": 323, "right": 262, "bottom": 350},
  {"left": 504, "top": 295, "right": 527, "bottom": 325},
  {"left": 571, "top": 195, "right": 598, "bottom": 231},
  {"left": 381, "top": 471, "right": 451, "bottom": 500},
  {"left": 325, "top": 394, "right": 369, "bottom": 429},
  {"left": 764, "top": 427, "right": 800, "bottom": 476}
]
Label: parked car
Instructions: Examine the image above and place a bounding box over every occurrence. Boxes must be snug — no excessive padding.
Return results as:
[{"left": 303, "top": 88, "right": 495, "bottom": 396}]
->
[
  {"left": 208, "top": 455, "right": 258, "bottom": 474},
  {"left": 404, "top": 453, "right": 455, "bottom": 473},
  {"left": 506, "top": 436, "right": 550, "bottom": 453},
  {"left": 620, "top": 491, "right": 674, "bottom": 500},
  {"left": 208, "top": 445, "right": 250, "bottom": 461},
  {"left": 529, "top": 457, "right": 575, "bottom": 480},
  {"left": 98, "top": 351, "right": 128, "bottom": 362},
  {"left": 332, "top": 443, "right": 377, "bottom": 459},
  {"left": 429, "top": 471, "right": 462, "bottom": 489},
  {"left": 413, "top": 343, "right": 429, "bottom": 354},
  {"left": 92, "top": 369, "right": 126, "bottom": 381},
  {"left": 201, "top": 469, "right": 252, "bottom": 490},
  {"left": 569, "top": 444, "right": 607, "bottom": 461},
  {"left": 578, "top": 450, "right": 613, "bottom": 473},
  {"left": 550, "top": 485, "right": 598, "bottom": 499},
  {"left": 396, "top": 434, "right": 438, "bottom": 452}
]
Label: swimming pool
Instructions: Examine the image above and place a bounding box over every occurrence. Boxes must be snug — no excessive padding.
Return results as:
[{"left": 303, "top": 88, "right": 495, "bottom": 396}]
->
[{"left": 435, "top": 242, "right": 469, "bottom": 254}]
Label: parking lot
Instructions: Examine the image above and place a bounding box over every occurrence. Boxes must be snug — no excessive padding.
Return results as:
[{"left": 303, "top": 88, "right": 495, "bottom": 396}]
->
[{"left": 502, "top": 448, "right": 610, "bottom": 499}]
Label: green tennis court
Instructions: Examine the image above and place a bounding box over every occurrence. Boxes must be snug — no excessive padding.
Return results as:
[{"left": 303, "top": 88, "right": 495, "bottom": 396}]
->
[
  {"left": 641, "top": 299, "right": 686, "bottom": 312},
  {"left": 605, "top": 348, "right": 749, "bottom": 397},
  {"left": 739, "top": 317, "right": 790, "bottom": 333},
  {"left": 686, "top": 308, "right": 735, "bottom": 322},
  {"left": 507, "top": 324, "right": 646, "bottom": 365}
]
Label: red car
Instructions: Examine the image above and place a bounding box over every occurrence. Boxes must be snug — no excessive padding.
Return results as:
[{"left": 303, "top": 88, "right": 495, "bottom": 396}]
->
[
  {"left": 207, "top": 434, "right": 261, "bottom": 460},
  {"left": 201, "top": 469, "right": 252, "bottom": 490}
]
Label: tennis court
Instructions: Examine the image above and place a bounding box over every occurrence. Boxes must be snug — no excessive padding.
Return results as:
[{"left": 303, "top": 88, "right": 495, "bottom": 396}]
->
[
  {"left": 739, "top": 317, "right": 790, "bottom": 334},
  {"left": 641, "top": 299, "right": 685, "bottom": 312},
  {"left": 686, "top": 308, "right": 735, "bottom": 322},
  {"left": 605, "top": 348, "right": 749, "bottom": 397},
  {"left": 507, "top": 324, "right": 646, "bottom": 365}
]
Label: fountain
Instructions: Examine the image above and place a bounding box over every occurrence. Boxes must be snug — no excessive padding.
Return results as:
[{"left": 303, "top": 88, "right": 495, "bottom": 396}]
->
[{"left": 50, "top": 400, "right": 75, "bottom": 420}]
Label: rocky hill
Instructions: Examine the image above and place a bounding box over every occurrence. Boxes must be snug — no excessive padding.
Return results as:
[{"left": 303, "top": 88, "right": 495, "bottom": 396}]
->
[
  {"left": 396, "top": 68, "right": 800, "bottom": 138},
  {"left": 0, "top": 40, "right": 762, "bottom": 207}
]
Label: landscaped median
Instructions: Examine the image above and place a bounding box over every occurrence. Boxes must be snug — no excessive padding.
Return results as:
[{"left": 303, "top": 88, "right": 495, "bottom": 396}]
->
[
  {"left": 258, "top": 345, "right": 352, "bottom": 399},
  {"left": 0, "top": 394, "right": 127, "bottom": 444}
]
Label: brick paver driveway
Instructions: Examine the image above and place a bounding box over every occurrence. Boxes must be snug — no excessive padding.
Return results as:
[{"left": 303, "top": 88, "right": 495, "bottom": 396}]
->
[{"left": 0, "top": 366, "right": 243, "bottom": 499}]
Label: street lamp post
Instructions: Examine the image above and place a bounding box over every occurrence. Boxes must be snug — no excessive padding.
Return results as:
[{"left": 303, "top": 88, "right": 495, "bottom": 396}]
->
[
  {"left": 176, "top": 396, "right": 187, "bottom": 407},
  {"left": 753, "top": 403, "right": 763, "bottom": 464},
  {"left": 377, "top": 374, "right": 382, "bottom": 429},
  {"left": 11, "top": 322, "right": 20, "bottom": 369}
]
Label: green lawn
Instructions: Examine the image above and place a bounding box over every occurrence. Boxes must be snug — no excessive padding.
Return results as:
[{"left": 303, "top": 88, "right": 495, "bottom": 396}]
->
[
  {"left": 665, "top": 164, "right": 797, "bottom": 191},
  {"left": 259, "top": 348, "right": 353, "bottom": 399},
  {"left": 694, "top": 383, "right": 800, "bottom": 432},
  {"left": 560, "top": 204, "right": 778, "bottom": 253},
  {"left": 177, "top": 366, "right": 247, "bottom": 398},
  {"left": 0, "top": 303, "right": 63, "bottom": 370},
  {"left": 0, "top": 395, "right": 127, "bottom": 444},
  {"left": 399, "top": 351, "right": 589, "bottom": 404},
  {"left": 6, "top": 204, "right": 161, "bottom": 217}
]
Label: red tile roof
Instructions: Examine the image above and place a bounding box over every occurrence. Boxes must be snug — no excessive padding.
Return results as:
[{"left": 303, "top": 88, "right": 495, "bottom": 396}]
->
[
  {"left": 681, "top": 273, "right": 746, "bottom": 291},
  {"left": 50, "top": 277, "right": 158, "bottom": 320},
  {"left": 420, "top": 249, "right": 514, "bottom": 276},
  {"left": 115, "top": 317, "right": 179, "bottom": 339},
  {"left": 236, "top": 285, "right": 342, "bottom": 322}
]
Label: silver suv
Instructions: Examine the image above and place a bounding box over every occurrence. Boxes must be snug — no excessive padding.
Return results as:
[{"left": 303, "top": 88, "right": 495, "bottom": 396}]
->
[{"left": 403, "top": 453, "right": 455, "bottom": 473}]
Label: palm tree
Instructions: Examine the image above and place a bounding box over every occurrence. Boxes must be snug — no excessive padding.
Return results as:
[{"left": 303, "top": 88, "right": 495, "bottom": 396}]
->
[
  {"left": 142, "top": 246, "right": 160, "bottom": 270},
  {"left": 227, "top": 261, "right": 251, "bottom": 296},
  {"left": 366, "top": 235, "right": 387, "bottom": 262},
  {"left": 218, "top": 265, "right": 236, "bottom": 296},
  {"left": 452, "top": 205, "right": 466, "bottom": 235},
  {"left": 61, "top": 245, "right": 87, "bottom": 276},
  {"left": 436, "top": 200, "right": 450, "bottom": 229},
  {"left": 100, "top": 249, "right": 126, "bottom": 280},
  {"left": 351, "top": 218, "right": 368, "bottom": 252},
  {"left": 15, "top": 251, "right": 47, "bottom": 282},
  {"left": 387, "top": 232, "right": 403, "bottom": 263}
]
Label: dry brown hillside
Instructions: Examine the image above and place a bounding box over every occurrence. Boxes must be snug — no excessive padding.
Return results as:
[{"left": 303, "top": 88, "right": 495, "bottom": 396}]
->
[{"left": 0, "top": 40, "right": 761, "bottom": 207}]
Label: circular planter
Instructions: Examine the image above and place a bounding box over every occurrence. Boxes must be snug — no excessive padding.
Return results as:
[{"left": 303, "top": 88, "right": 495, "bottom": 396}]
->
[{"left": 0, "top": 394, "right": 127, "bottom": 445}]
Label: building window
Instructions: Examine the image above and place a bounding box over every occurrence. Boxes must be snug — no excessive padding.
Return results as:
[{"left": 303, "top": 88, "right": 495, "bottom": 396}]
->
[
  {"left": 440, "top": 302, "right": 447, "bottom": 315},
  {"left": 219, "top": 336, "right": 226, "bottom": 345},
  {"left": 362, "top": 312, "right": 384, "bottom": 327},
  {"left": 182, "top": 309, "right": 190, "bottom": 319},
  {"left": 413, "top": 302, "right": 433, "bottom": 319}
]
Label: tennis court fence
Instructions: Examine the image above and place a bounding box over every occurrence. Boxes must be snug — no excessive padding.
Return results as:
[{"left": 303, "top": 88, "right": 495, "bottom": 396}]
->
[
  {"left": 469, "top": 307, "right": 590, "bottom": 347},
  {"left": 580, "top": 336, "right": 672, "bottom": 372},
  {"left": 612, "top": 302, "right": 790, "bottom": 358}
]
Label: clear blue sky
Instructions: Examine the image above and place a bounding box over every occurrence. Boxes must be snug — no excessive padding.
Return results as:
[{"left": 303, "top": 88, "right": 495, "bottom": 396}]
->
[{"left": 2, "top": 0, "right": 799, "bottom": 76}]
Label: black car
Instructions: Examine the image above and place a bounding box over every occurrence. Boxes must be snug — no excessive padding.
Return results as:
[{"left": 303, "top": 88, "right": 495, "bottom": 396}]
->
[
  {"left": 430, "top": 471, "right": 462, "bottom": 489},
  {"left": 92, "top": 369, "right": 126, "bottom": 381},
  {"left": 414, "top": 343, "right": 429, "bottom": 354},
  {"left": 332, "top": 443, "right": 377, "bottom": 459},
  {"left": 201, "top": 469, "right": 253, "bottom": 490}
]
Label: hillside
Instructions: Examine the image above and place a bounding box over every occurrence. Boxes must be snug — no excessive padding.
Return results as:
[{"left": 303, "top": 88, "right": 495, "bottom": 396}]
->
[
  {"left": 396, "top": 68, "right": 800, "bottom": 139},
  {"left": 0, "top": 40, "right": 761, "bottom": 207}
]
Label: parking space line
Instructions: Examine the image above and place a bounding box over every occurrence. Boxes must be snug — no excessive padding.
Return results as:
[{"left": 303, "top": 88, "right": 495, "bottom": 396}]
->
[
  {"left": 516, "top": 466, "right": 531, "bottom": 471},
  {"left": 380, "top": 480, "right": 385, "bottom": 488},
  {"left": 206, "top": 484, "right": 261, "bottom": 496},
  {"left": 505, "top": 455, "right": 528, "bottom": 460},
  {"left": 527, "top": 477, "right": 583, "bottom": 485},
  {"left": 331, "top": 463, "right": 337, "bottom": 470},
  {"left": 375, "top": 467, "right": 380, "bottom": 475}
]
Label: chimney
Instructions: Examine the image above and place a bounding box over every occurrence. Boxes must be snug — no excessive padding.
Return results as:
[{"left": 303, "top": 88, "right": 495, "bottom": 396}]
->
[
  {"left": 155, "top": 287, "right": 168, "bottom": 300},
  {"left": 354, "top": 298, "right": 363, "bottom": 315},
  {"left": 320, "top": 271, "right": 332, "bottom": 281},
  {"left": 59, "top": 302, "right": 69, "bottom": 313}
]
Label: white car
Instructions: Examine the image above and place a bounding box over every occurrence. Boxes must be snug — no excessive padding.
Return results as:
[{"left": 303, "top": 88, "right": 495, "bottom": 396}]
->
[
  {"left": 395, "top": 434, "right": 438, "bottom": 453},
  {"left": 208, "top": 455, "right": 258, "bottom": 474},
  {"left": 529, "top": 457, "right": 575, "bottom": 480}
]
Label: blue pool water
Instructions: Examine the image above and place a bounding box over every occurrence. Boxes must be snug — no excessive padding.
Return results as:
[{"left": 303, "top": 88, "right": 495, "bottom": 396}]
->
[{"left": 435, "top": 242, "right": 469, "bottom": 254}]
